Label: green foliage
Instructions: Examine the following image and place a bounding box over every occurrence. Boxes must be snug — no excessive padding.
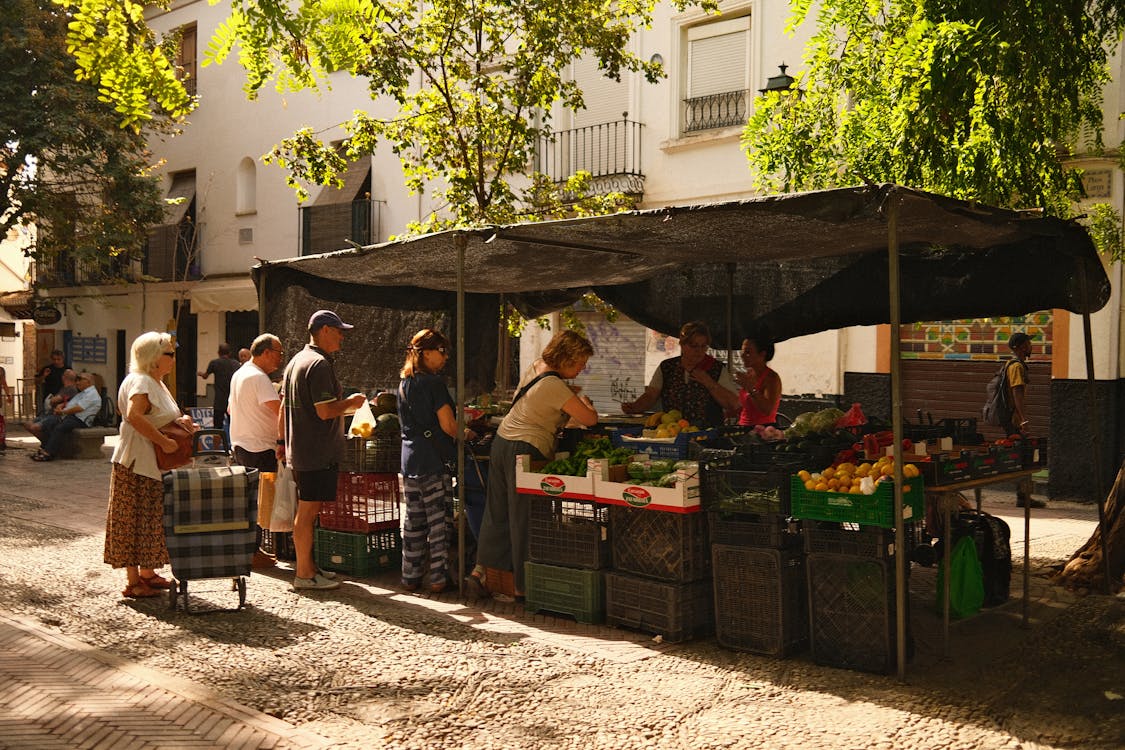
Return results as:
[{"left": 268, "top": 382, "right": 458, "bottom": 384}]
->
[
  {"left": 743, "top": 0, "right": 1124, "bottom": 215},
  {"left": 233, "top": 0, "right": 709, "bottom": 228},
  {"left": 1083, "top": 203, "right": 1125, "bottom": 263},
  {"left": 55, "top": 0, "right": 194, "bottom": 128},
  {"left": 1, "top": 0, "right": 168, "bottom": 279}
]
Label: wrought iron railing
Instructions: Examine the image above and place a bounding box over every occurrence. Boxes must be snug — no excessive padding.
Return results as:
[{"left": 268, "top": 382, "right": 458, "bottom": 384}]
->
[
  {"left": 682, "top": 89, "right": 750, "bottom": 133},
  {"left": 32, "top": 252, "right": 138, "bottom": 287},
  {"left": 535, "top": 117, "right": 644, "bottom": 187},
  {"left": 299, "top": 199, "right": 383, "bottom": 256}
]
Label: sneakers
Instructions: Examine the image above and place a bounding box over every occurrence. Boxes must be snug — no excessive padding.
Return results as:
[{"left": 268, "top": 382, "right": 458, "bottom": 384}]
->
[
  {"left": 316, "top": 568, "right": 338, "bottom": 580},
  {"left": 1016, "top": 496, "right": 1046, "bottom": 509},
  {"left": 292, "top": 573, "right": 340, "bottom": 591}
]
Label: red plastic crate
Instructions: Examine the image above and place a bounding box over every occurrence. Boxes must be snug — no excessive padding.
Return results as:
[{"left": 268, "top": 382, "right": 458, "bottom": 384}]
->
[{"left": 319, "top": 472, "right": 401, "bottom": 532}]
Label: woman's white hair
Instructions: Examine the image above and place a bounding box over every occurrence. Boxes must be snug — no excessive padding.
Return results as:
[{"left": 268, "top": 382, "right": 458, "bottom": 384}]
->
[{"left": 130, "top": 332, "right": 175, "bottom": 375}]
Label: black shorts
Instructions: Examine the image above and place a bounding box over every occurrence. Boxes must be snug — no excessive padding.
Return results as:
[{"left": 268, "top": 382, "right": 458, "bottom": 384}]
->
[
  {"left": 233, "top": 446, "right": 278, "bottom": 472},
  {"left": 293, "top": 467, "right": 338, "bottom": 503}
]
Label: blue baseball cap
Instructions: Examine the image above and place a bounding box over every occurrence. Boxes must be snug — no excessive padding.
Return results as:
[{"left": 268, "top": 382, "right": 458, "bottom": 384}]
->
[{"left": 308, "top": 309, "right": 355, "bottom": 333}]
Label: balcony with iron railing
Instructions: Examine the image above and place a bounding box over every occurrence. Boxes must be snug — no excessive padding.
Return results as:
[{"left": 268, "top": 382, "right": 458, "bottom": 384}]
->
[
  {"left": 535, "top": 116, "right": 645, "bottom": 195},
  {"left": 144, "top": 222, "right": 202, "bottom": 281},
  {"left": 299, "top": 199, "right": 384, "bottom": 256},
  {"left": 32, "top": 251, "right": 137, "bottom": 288},
  {"left": 682, "top": 89, "right": 750, "bottom": 133}
]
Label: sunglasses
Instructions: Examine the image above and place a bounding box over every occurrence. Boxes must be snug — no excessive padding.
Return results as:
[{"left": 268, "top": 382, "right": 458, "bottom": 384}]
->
[{"left": 161, "top": 351, "right": 176, "bottom": 358}]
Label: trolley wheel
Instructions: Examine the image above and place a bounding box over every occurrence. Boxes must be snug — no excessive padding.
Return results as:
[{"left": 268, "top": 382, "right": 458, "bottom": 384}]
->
[{"left": 236, "top": 577, "right": 247, "bottom": 608}]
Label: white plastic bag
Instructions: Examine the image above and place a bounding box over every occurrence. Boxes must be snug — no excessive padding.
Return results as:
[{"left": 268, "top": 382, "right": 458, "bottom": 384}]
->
[
  {"left": 269, "top": 464, "right": 298, "bottom": 532},
  {"left": 349, "top": 398, "right": 377, "bottom": 439}
]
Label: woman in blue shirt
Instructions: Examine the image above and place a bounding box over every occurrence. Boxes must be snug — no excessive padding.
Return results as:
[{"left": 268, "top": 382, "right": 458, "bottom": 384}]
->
[{"left": 397, "top": 329, "right": 458, "bottom": 593}]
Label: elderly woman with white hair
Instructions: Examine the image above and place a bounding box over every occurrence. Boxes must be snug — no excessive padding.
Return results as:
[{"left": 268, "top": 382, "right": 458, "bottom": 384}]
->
[{"left": 103, "top": 332, "right": 195, "bottom": 599}]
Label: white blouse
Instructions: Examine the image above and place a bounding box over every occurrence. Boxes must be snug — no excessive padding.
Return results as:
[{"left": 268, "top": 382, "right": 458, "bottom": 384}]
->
[{"left": 110, "top": 372, "right": 182, "bottom": 480}]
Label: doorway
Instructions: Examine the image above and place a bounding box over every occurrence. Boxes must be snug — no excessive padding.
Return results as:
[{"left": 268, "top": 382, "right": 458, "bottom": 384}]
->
[{"left": 173, "top": 300, "right": 198, "bottom": 407}]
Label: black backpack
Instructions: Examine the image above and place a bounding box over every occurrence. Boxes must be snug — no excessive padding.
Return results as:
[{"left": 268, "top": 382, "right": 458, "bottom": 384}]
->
[{"left": 982, "top": 360, "right": 1012, "bottom": 427}]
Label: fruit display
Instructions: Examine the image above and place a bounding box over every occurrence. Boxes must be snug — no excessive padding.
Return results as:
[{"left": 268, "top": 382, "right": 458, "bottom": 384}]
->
[
  {"left": 640, "top": 410, "right": 704, "bottom": 438},
  {"left": 538, "top": 437, "right": 635, "bottom": 477},
  {"left": 796, "top": 456, "right": 921, "bottom": 496}
]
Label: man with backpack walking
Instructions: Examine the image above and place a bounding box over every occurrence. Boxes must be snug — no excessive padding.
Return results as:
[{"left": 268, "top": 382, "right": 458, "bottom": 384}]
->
[{"left": 1004, "top": 332, "right": 1044, "bottom": 508}]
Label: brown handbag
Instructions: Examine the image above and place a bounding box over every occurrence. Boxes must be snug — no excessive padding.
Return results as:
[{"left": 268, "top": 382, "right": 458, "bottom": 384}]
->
[{"left": 155, "top": 420, "right": 195, "bottom": 471}]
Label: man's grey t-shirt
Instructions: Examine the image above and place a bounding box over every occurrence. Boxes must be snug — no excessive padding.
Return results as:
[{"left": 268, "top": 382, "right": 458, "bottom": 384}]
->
[{"left": 281, "top": 344, "right": 345, "bottom": 471}]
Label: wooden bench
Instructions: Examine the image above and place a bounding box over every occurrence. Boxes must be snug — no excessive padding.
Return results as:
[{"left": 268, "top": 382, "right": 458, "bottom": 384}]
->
[{"left": 56, "top": 427, "right": 118, "bottom": 460}]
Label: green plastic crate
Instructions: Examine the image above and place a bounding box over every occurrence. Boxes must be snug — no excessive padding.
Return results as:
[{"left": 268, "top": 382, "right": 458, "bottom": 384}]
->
[
  {"left": 789, "top": 476, "right": 924, "bottom": 528},
  {"left": 315, "top": 527, "right": 402, "bottom": 577},
  {"left": 523, "top": 562, "right": 604, "bottom": 624}
]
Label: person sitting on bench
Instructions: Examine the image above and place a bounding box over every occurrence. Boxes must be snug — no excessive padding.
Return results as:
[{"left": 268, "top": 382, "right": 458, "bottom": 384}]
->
[{"left": 31, "top": 371, "right": 102, "bottom": 462}]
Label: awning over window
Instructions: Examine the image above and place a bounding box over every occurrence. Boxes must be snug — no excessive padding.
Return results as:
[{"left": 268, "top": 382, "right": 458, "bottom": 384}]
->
[
  {"left": 191, "top": 277, "right": 258, "bottom": 313},
  {"left": 312, "top": 157, "right": 371, "bottom": 205},
  {"left": 0, "top": 290, "right": 33, "bottom": 319},
  {"left": 162, "top": 172, "right": 196, "bottom": 225}
]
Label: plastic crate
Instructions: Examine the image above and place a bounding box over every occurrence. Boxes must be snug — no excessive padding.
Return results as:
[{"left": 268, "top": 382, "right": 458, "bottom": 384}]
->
[
  {"left": 610, "top": 429, "right": 718, "bottom": 460},
  {"left": 789, "top": 476, "right": 924, "bottom": 528},
  {"left": 314, "top": 527, "right": 402, "bottom": 577},
  {"left": 708, "top": 510, "right": 801, "bottom": 550},
  {"left": 712, "top": 545, "right": 807, "bottom": 656},
  {"left": 990, "top": 445, "right": 1022, "bottom": 473},
  {"left": 320, "top": 473, "right": 401, "bottom": 532},
  {"left": 939, "top": 417, "right": 983, "bottom": 445},
  {"left": 484, "top": 567, "right": 516, "bottom": 597},
  {"left": 523, "top": 562, "right": 605, "bottom": 624},
  {"left": 919, "top": 452, "right": 975, "bottom": 486},
  {"left": 803, "top": 520, "right": 917, "bottom": 560},
  {"left": 610, "top": 506, "right": 710, "bottom": 583},
  {"left": 701, "top": 452, "right": 804, "bottom": 515},
  {"left": 339, "top": 433, "right": 401, "bottom": 473},
  {"left": 605, "top": 571, "right": 713, "bottom": 642},
  {"left": 1019, "top": 437, "right": 1048, "bottom": 468},
  {"left": 527, "top": 495, "right": 611, "bottom": 569},
  {"left": 806, "top": 553, "right": 910, "bottom": 674},
  {"left": 260, "top": 529, "right": 296, "bottom": 561}
]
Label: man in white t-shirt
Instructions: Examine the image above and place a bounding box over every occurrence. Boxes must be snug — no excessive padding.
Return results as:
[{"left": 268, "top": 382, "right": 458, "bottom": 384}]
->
[{"left": 229, "top": 334, "right": 285, "bottom": 567}]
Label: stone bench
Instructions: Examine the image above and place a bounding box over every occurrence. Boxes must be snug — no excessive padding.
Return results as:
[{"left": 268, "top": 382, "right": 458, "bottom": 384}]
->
[{"left": 56, "top": 427, "right": 119, "bottom": 460}]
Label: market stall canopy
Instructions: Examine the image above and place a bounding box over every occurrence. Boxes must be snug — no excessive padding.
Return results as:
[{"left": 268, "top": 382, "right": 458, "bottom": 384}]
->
[{"left": 253, "top": 184, "right": 1110, "bottom": 391}]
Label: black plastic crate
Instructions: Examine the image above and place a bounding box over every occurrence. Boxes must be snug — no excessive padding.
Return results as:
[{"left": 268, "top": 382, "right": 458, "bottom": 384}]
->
[
  {"left": 701, "top": 452, "right": 804, "bottom": 515},
  {"left": 939, "top": 417, "right": 983, "bottom": 445},
  {"left": 803, "top": 521, "right": 916, "bottom": 560},
  {"left": 1019, "top": 437, "right": 1048, "bottom": 468},
  {"left": 527, "top": 495, "right": 611, "bottom": 569},
  {"left": 605, "top": 571, "right": 713, "bottom": 642},
  {"left": 610, "top": 506, "right": 710, "bottom": 583},
  {"left": 260, "top": 529, "right": 296, "bottom": 561},
  {"left": 806, "top": 553, "right": 911, "bottom": 674},
  {"left": 713, "top": 545, "right": 807, "bottom": 656},
  {"left": 708, "top": 510, "right": 801, "bottom": 550}
]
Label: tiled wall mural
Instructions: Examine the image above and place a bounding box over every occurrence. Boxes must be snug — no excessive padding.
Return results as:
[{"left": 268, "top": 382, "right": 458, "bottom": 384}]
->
[{"left": 900, "top": 313, "right": 1052, "bottom": 361}]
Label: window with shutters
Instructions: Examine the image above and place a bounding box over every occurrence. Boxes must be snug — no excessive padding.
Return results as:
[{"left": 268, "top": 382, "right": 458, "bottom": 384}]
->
[
  {"left": 682, "top": 15, "right": 751, "bottom": 134},
  {"left": 145, "top": 171, "right": 200, "bottom": 281},
  {"left": 175, "top": 24, "right": 197, "bottom": 97}
]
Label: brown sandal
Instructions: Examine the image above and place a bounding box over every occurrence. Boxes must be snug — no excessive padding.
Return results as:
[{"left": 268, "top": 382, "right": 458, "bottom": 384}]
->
[
  {"left": 122, "top": 582, "right": 160, "bottom": 599},
  {"left": 140, "top": 574, "right": 172, "bottom": 589}
]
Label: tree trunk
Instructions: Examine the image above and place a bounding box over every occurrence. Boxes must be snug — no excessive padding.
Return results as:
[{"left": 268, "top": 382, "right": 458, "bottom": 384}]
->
[{"left": 1054, "top": 457, "right": 1125, "bottom": 592}]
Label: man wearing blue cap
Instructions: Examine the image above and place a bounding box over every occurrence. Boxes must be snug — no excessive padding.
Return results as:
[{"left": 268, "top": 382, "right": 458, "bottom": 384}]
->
[{"left": 278, "top": 310, "right": 367, "bottom": 590}]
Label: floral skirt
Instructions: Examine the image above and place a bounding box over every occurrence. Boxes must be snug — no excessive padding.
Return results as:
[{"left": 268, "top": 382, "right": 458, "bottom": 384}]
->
[{"left": 103, "top": 462, "right": 170, "bottom": 569}]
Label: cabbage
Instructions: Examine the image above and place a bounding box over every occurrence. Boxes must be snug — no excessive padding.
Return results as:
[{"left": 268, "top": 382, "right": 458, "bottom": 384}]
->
[
  {"left": 791, "top": 411, "right": 815, "bottom": 437},
  {"left": 809, "top": 407, "right": 845, "bottom": 434}
]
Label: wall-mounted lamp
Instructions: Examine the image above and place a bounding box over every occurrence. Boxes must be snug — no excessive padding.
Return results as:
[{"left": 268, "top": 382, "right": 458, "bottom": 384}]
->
[
  {"left": 759, "top": 63, "right": 795, "bottom": 94},
  {"left": 650, "top": 53, "right": 664, "bottom": 66}
]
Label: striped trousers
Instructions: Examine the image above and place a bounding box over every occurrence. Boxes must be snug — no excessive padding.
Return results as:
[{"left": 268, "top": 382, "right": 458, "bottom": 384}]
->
[{"left": 400, "top": 473, "right": 451, "bottom": 587}]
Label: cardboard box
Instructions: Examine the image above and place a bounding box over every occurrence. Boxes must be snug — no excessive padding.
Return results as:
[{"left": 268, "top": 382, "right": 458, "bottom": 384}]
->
[
  {"left": 514, "top": 454, "right": 596, "bottom": 500},
  {"left": 588, "top": 457, "right": 701, "bottom": 513}
]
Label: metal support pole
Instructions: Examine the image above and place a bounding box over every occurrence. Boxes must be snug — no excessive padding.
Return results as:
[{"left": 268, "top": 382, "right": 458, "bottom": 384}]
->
[
  {"left": 1081, "top": 306, "right": 1112, "bottom": 594},
  {"left": 886, "top": 194, "right": 908, "bottom": 682},
  {"left": 726, "top": 263, "right": 736, "bottom": 377},
  {"left": 455, "top": 234, "right": 467, "bottom": 596}
]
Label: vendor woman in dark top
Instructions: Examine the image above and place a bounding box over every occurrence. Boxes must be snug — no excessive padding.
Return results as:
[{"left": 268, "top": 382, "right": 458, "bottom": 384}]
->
[
  {"left": 622, "top": 321, "right": 740, "bottom": 428},
  {"left": 397, "top": 329, "right": 458, "bottom": 594}
]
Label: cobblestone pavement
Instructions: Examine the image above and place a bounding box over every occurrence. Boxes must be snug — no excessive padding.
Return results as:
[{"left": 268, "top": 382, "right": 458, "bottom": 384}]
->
[{"left": 0, "top": 430, "right": 1121, "bottom": 749}]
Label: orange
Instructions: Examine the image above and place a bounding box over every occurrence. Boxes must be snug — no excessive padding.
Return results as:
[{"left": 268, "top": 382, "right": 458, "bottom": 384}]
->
[
  {"left": 814, "top": 481, "right": 828, "bottom": 492},
  {"left": 804, "top": 479, "right": 816, "bottom": 491},
  {"left": 822, "top": 467, "right": 835, "bottom": 479},
  {"left": 798, "top": 469, "right": 812, "bottom": 482}
]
